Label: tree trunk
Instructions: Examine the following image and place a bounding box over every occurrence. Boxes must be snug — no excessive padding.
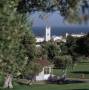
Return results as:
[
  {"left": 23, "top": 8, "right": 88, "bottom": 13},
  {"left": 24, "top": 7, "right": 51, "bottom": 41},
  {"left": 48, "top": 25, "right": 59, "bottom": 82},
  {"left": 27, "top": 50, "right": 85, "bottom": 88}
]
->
[{"left": 3, "top": 74, "right": 13, "bottom": 88}]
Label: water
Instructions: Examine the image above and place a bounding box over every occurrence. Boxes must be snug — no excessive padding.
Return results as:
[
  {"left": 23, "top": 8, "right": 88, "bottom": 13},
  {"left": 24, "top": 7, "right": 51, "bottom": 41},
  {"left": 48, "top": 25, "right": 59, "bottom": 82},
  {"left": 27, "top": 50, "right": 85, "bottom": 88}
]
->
[{"left": 32, "top": 26, "right": 89, "bottom": 37}]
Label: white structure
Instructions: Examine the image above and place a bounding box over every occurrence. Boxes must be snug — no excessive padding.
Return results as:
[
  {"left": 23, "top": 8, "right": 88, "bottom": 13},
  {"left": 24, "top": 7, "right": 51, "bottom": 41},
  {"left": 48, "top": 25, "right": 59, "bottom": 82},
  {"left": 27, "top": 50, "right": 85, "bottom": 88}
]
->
[
  {"left": 35, "top": 26, "right": 51, "bottom": 43},
  {"left": 35, "top": 26, "right": 86, "bottom": 44},
  {"left": 51, "top": 36, "right": 66, "bottom": 42},
  {"left": 65, "top": 32, "right": 85, "bottom": 38},
  {"left": 36, "top": 37, "right": 44, "bottom": 43},
  {"left": 45, "top": 26, "right": 51, "bottom": 41},
  {"left": 66, "top": 33, "right": 69, "bottom": 38},
  {"left": 52, "top": 36, "right": 63, "bottom": 41},
  {"left": 35, "top": 59, "right": 53, "bottom": 81},
  {"left": 71, "top": 33, "right": 85, "bottom": 37},
  {"left": 36, "top": 66, "right": 52, "bottom": 81}
]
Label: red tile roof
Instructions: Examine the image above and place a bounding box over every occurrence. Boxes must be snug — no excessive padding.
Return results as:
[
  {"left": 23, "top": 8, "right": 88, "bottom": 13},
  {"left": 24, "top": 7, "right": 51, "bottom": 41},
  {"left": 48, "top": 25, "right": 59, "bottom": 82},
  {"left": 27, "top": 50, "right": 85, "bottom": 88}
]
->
[{"left": 36, "top": 59, "right": 51, "bottom": 67}]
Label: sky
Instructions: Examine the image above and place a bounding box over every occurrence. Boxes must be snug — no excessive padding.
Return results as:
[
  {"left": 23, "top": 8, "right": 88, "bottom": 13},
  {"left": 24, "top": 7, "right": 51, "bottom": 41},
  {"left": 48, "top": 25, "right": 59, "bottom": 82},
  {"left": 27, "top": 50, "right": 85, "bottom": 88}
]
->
[{"left": 27, "top": 11, "right": 89, "bottom": 28}]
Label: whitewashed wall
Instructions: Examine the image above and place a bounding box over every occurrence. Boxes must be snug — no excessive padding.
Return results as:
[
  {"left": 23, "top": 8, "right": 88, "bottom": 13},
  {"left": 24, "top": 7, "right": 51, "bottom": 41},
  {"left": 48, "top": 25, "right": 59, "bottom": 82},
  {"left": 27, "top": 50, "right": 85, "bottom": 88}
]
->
[{"left": 36, "top": 68, "right": 51, "bottom": 81}]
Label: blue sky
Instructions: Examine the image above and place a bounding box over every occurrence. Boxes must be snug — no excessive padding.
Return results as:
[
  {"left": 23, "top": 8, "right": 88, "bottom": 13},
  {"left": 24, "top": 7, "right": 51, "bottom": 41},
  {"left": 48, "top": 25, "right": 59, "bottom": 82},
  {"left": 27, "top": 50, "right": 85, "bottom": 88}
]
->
[{"left": 27, "top": 11, "right": 89, "bottom": 27}]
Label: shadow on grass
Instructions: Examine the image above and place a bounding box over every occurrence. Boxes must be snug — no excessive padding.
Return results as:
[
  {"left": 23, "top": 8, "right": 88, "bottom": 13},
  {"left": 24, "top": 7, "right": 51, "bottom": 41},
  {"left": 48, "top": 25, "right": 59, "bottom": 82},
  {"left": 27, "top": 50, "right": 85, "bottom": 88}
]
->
[
  {"left": 48, "top": 79, "right": 86, "bottom": 84},
  {"left": 71, "top": 71, "right": 89, "bottom": 74},
  {"left": 79, "top": 61, "right": 89, "bottom": 64},
  {"left": 72, "top": 89, "right": 89, "bottom": 90},
  {"left": 62, "top": 79, "right": 86, "bottom": 84}
]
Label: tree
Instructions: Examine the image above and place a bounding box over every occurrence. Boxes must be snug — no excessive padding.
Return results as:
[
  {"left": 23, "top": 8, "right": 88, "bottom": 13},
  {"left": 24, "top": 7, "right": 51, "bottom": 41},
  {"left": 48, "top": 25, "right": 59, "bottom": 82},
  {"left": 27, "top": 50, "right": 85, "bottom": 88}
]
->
[
  {"left": 17, "top": 0, "right": 89, "bottom": 23},
  {"left": 65, "top": 34, "right": 89, "bottom": 57},
  {"left": 60, "top": 34, "right": 89, "bottom": 67},
  {"left": 75, "top": 34, "right": 89, "bottom": 56},
  {"left": 23, "top": 61, "right": 42, "bottom": 78},
  {"left": 54, "top": 55, "right": 72, "bottom": 77},
  {"left": 42, "top": 41, "right": 60, "bottom": 62},
  {"left": 60, "top": 35, "right": 81, "bottom": 70},
  {"left": 54, "top": 55, "right": 72, "bottom": 69},
  {"left": 60, "top": 43, "right": 69, "bottom": 55},
  {"left": 0, "top": 0, "right": 36, "bottom": 88},
  {"left": 17, "top": 0, "right": 79, "bottom": 14}
]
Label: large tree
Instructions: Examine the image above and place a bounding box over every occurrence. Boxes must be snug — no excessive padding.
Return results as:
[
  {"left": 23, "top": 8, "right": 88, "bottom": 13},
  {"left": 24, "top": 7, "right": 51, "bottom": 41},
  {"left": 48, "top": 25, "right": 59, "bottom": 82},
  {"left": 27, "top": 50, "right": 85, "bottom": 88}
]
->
[
  {"left": 0, "top": 0, "right": 36, "bottom": 88},
  {"left": 17, "top": 0, "right": 89, "bottom": 23},
  {"left": 60, "top": 34, "right": 89, "bottom": 65}
]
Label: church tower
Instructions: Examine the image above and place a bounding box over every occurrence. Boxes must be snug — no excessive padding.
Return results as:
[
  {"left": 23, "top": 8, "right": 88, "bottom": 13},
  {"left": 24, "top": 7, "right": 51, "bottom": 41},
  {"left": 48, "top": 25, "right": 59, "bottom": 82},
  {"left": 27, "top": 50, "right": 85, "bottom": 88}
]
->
[{"left": 45, "top": 26, "right": 51, "bottom": 41}]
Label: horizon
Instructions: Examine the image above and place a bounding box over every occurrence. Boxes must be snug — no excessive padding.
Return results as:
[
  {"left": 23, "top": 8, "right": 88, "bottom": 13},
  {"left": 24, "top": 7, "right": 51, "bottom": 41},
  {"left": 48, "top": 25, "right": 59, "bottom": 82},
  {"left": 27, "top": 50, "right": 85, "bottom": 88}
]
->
[
  {"left": 32, "top": 26, "right": 89, "bottom": 37},
  {"left": 27, "top": 11, "right": 89, "bottom": 28},
  {"left": 32, "top": 25, "right": 89, "bottom": 28}
]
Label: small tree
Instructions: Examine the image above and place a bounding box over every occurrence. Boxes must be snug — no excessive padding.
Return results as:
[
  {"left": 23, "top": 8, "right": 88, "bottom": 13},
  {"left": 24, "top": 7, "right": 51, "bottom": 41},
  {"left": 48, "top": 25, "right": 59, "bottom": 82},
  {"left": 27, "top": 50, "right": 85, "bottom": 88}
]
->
[
  {"left": 54, "top": 55, "right": 72, "bottom": 69},
  {"left": 42, "top": 41, "right": 60, "bottom": 62},
  {"left": 23, "top": 61, "right": 42, "bottom": 79}
]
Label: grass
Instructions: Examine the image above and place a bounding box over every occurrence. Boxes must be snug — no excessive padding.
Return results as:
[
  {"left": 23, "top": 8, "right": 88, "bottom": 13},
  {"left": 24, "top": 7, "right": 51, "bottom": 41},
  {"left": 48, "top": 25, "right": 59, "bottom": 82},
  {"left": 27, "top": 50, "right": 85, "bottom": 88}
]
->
[
  {"left": 0, "top": 61, "right": 89, "bottom": 90},
  {"left": 53, "top": 62, "right": 89, "bottom": 79},
  {"left": 1, "top": 83, "right": 89, "bottom": 90},
  {"left": 69, "top": 62, "right": 89, "bottom": 79}
]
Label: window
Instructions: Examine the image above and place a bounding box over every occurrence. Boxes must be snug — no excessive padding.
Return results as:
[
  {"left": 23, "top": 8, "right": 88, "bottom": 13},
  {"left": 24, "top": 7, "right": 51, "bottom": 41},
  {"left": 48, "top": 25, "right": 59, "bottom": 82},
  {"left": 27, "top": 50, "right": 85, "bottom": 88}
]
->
[{"left": 44, "top": 67, "right": 49, "bottom": 74}]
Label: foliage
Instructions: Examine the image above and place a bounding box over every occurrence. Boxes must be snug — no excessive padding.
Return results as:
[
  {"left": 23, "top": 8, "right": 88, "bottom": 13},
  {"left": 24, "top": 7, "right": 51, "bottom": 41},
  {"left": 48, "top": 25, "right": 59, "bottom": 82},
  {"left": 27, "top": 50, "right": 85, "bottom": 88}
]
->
[
  {"left": 17, "top": 0, "right": 79, "bottom": 14},
  {"left": 35, "top": 47, "right": 43, "bottom": 58},
  {"left": 0, "top": 0, "right": 36, "bottom": 77},
  {"left": 23, "top": 61, "right": 42, "bottom": 76},
  {"left": 75, "top": 34, "right": 89, "bottom": 56},
  {"left": 22, "top": 31, "right": 36, "bottom": 61},
  {"left": 54, "top": 55, "right": 72, "bottom": 69},
  {"left": 17, "top": 0, "right": 89, "bottom": 23},
  {"left": 42, "top": 41, "right": 60, "bottom": 62},
  {"left": 60, "top": 43, "right": 69, "bottom": 55},
  {"left": 60, "top": 34, "right": 89, "bottom": 64},
  {"left": 66, "top": 34, "right": 89, "bottom": 57}
]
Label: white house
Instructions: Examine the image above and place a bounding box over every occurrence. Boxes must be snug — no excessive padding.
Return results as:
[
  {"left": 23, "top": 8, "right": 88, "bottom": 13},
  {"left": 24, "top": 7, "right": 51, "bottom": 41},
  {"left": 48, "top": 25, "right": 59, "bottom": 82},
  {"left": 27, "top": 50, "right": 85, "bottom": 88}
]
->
[
  {"left": 71, "top": 33, "right": 85, "bottom": 37},
  {"left": 36, "top": 37, "right": 44, "bottom": 43},
  {"left": 65, "top": 32, "right": 85, "bottom": 38},
  {"left": 35, "top": 59, "right": 53, "bottom": 81},
  {"left": 52, "top": 36, "right": 63, "bottom": 41}
]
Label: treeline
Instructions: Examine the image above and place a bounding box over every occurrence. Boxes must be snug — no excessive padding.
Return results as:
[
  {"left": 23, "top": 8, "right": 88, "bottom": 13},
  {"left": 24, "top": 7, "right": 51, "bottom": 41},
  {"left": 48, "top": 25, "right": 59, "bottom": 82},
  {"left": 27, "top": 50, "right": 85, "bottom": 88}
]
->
[{"left": 36, "top": 34, "right": 89, "bottom": 69}]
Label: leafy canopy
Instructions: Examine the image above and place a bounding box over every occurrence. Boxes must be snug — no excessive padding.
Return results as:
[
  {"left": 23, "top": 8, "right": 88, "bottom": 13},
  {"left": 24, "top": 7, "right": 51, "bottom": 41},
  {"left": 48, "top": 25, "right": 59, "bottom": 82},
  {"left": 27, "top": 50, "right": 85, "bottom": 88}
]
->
[
  {"left": 17, "top": 0, "right": 89, "bottom": 23},
  {"left": 0, "top": 0, "right": 36, "bottom": 76}
]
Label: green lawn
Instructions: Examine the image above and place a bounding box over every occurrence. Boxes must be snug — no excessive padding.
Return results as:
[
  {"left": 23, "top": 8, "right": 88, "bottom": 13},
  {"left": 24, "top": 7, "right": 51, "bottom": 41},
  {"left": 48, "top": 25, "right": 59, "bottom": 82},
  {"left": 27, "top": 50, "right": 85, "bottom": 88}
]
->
[
  {"left": 53, "top": 62, "right": 89, "bottom": 79},
  {"left": 69, "top": 62, "right": 89, "bottom": 79},
  {"left": 0, "top": 62, "right": 89, "bottom": 90},
  {"left": 1, "top": 83, "right": 89, "bottom": 90}
]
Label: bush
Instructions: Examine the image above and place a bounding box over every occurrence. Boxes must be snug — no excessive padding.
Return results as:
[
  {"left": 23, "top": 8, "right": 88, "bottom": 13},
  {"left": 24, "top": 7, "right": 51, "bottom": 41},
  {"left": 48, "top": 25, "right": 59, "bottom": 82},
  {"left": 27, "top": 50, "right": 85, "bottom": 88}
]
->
[{"left": 54, "top": 55, "right": 72, "bottom": 69}]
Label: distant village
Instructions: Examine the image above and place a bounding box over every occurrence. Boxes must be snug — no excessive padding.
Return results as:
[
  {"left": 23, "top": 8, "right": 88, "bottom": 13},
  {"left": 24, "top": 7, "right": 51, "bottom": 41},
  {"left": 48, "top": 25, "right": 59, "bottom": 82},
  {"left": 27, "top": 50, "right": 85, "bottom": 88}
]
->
[{"left": 35, "top": 26, "right": 86, "bottom": 46}]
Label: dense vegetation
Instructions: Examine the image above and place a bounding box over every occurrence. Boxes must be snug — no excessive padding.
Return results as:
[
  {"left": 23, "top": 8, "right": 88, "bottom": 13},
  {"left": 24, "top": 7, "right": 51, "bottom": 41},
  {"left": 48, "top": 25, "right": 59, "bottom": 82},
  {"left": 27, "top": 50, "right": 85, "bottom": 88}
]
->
[
  {"left": 17, "top": 0, "right": 89, "bottom": 23},
  {"left": 36, "top": 34, "right": 89, "bottom": 77},
  {"left": 0, "top": 0, "right": 37, "bottom": 88}
]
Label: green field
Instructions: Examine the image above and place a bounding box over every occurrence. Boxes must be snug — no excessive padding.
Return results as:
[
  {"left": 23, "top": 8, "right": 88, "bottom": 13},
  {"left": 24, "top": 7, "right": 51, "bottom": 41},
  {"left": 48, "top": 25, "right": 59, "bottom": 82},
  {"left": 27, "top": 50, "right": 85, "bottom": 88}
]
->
[
  {"left": 53, "top": 62, "right": 89, "bottom": 79},
  {"left": 1, "top": 83, "right": 89, "bottom": 90},
  {"left": 0, "top": 61, "right": 89, "bottom": 90}
]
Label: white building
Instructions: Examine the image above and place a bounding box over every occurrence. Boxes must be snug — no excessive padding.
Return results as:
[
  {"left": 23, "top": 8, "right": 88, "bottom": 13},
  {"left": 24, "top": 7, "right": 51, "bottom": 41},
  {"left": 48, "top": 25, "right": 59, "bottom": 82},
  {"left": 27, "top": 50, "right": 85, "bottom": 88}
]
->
[
  {"left": 45, "top": 26, "right": 51, "bottom": 41},
  {"left": 36, "top": 37, "right": 44, "bottom": 43},
  {"left": 65, "top": 32, "right": 85, "bottom": 38},
  {"left": 52, "top": 36, "right": 63, "bottom": 41},
  {"left": 35, "top": 59, "right": 53, "bottom": 81},
  {"left": 35, "top": 27, "right": 86, "bottom": 44},
  {"left": 71, "top": 33, "right": 85, "bottom": 37},
  {"left": 36, "top": 26, "right": 51, "bottom": 43},
  {"left": 66, "top": 33, "right": 69, "bottom": 38}
]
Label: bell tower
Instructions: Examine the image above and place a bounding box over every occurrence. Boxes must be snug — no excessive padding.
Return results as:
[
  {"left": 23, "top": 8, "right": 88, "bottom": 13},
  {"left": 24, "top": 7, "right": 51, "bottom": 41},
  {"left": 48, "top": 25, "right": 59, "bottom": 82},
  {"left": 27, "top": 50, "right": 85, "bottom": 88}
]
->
[{"left": 45, "top": 26, "right": 51, "bottom": 41}]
